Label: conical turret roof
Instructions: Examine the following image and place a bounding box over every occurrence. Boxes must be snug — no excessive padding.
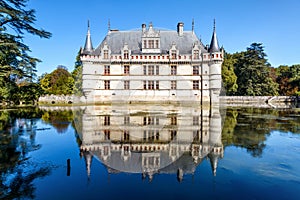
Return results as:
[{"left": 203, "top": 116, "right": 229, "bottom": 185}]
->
[
  {"left": 209, "top": 19, "right": 220, "bottom": 53},
  {"left": 83, "top": 21, "right": 93, "bottom": 54}
]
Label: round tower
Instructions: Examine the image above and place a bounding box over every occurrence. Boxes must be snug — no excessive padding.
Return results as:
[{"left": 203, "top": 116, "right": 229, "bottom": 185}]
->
[{"left": 209, "top": 20, "right": 223, "bottom": 104}]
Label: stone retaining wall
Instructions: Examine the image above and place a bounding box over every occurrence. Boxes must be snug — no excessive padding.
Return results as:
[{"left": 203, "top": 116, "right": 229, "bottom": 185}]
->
[{"left": 220, "top": 96, "right": 299, "bottom": 103}]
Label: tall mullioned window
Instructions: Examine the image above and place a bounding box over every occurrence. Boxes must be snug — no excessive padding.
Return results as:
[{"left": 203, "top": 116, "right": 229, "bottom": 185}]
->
[
  {"left": 148, "top": 65, "right": 154, "bottom": 75},
  {"left": 171, "top": 80, "right": 176, "bottom": 90},
  {"left": 104, "top": 116, "right": 110, "bottom": 126},
  {"left": 124, "top": 80, "right": 130, "bottom": 89},
  {"left": 124, "top": 65, "right": 130, "bottom": 75},
  {"left": 193, "top": 66, "right": 199, "bottom": 75},
  {"left": 156, "top": 65, "right": 159, "bottom": 75},
  {"left": 171, "top": 65, "right": 177, "bottom": 75},
  {"left": 193, "top": 80, "right": 199, "bottom": 90},
  {"left": 104, "top": 65, "right": 110, "bottom": 75},
  {"left": 104, "top": 80, "right": 110, "bottom": 90}
]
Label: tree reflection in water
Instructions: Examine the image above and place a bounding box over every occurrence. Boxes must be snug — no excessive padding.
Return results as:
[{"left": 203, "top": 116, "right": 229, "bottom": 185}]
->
[{"left": 0, "top": 108, "right": 51, "bottom": 199}]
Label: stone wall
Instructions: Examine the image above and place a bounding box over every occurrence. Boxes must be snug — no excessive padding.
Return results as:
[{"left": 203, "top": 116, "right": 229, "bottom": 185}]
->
[
  {"left": 38, "top": 94, "right": 83, "bottom": 105},
  {"left": 220, "top": 96, "right": 299, "bottom": 103}
]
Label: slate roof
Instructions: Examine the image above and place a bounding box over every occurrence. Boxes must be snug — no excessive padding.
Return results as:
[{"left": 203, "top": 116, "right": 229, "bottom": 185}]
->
[{"left": 92, "top": 29, "right": 208, "bottom": 55}]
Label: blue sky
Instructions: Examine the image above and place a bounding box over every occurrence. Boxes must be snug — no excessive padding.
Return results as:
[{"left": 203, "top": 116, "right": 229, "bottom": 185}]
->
[{"left": 25, "top": 0, "right": 300, "bottom": 75}]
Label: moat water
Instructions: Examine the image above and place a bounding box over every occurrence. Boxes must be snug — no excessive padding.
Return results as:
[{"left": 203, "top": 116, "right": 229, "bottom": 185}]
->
[{"left": 0, "top": 104, "right": 300, "bottom": 200}]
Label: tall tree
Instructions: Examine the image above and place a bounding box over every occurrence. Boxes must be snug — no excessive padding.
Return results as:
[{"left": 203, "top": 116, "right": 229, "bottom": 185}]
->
[
  {"left": 234, "top": 43, "right": 278, "bottom": 96},
  {"left": 40, "top": 66, "right": 74, "bottom": 95},
  {"left": 221, "top": 52, "right": 238, "bottom": 95},
  {"left": 72, "top": 49, "right": 83, "bottom": 96},
  {"left": 0, "top": 0, "right": 51, "bottom": 103}
]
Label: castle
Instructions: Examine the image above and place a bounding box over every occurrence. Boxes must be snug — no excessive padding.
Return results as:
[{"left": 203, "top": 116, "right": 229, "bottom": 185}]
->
[{"left": 80, "top": 20, "right": 223, "bottom": 104}]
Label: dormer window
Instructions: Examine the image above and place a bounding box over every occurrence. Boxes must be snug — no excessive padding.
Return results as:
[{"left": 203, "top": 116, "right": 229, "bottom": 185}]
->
[
  {"left": 124, "top": 50, "right": 129, "bottom": 59},
  {"left": 193, "top": 50, "right": 199, "bottom": 59},
  {"left": 103, "top": 50, "right": 109, "bottom": 59},
  {"left": 171, "top": 50, "right": 177, "bottom": 59},
  {"left": 141, "top": 23, "right": 160, "bottom": 54},
  {"left": 148, "top": 40, "right": 154, "bottom": 48}
]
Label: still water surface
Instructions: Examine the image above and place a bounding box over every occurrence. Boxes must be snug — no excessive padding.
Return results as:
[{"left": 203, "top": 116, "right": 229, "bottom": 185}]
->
[{"left": 0, "top": 104, "right": 300, "bottom": 200}]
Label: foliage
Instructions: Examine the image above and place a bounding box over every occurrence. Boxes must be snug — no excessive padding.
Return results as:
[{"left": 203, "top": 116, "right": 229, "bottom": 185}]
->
[
  {"left": 72, "top": 49, "right": 83, "bottom": 96},
  {"left": 234, "top": 43, "right": 278, "bottom": 96},
  {"left": 40, "top": 66, "right": 74, "bottom": 95},
  {"left": 0, "top": 0, "right": 51, "bottom": 104},
  {"left": 276, "top": 65, "right": 300, "bottom": 96},
  {"left": 221, "top": 51, "right": 238, "bottom": 95}
]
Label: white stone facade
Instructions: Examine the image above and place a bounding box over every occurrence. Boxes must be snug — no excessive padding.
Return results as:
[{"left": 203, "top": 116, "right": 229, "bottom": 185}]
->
[{"left": 80, "top": 22, "right": 223, "bottom": 104}]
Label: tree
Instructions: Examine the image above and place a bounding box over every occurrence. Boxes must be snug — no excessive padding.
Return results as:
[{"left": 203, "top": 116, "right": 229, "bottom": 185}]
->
[
  {"left": 40, "top": 66, "right": 74, "bottom": 95},
  {"left": 71, "top": 49, "right": 83, "bottom": 96},
  {"left": 221, "top": 52, "right": 238, "bottom": 95},
  {"left": 0, "top": 0, "right": 51, "bottom": 103},
  {"left": 234, "top": 43, "right": 278, "bottom": 96},
  {"left": 276, "top": 64, "right": 300, "bottom": 96}
]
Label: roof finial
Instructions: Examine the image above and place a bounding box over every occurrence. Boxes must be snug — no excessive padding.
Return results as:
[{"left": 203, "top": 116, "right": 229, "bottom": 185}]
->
[
  {"left": 192, "top": 18, "right": 195, "bottom": 33},
  {"left": 108, "top": 18, "right": 110, "bottom": 32},
  {"left": 213, "top": 18, "right": 216, "bottom": 31}
]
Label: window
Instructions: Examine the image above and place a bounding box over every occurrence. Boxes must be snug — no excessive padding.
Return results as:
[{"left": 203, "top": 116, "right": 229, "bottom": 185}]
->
[
  {"left": 124, "top": 116, "right": 130, "bottom": 125},
  {"left": 104, "top": 130, "right": 110, "bottom": 140},
  {"left": 171, "top": 50, "right": 177, "bottom": 59},
  {"left": 171, "top": 80, "right": 176, "bottom": 90},
  {"left": 124, "top": 131, "right": 130, "bottom": 141},
  {"left": 156, "top": 81, "right": 159, "bottom": 90},
  {"left": 143, "top": 65, "right": 147, "bottom": 75},
  {"left": 193, "top": 116, "right": 199, "bottom": 125},
  {"left": 124, "top": 80, "right": 130, "bottom": 89},
  {"left": 193, "top": 50, "right": 199, "bottom": 59},
  {"left": 124, "top": 65, "right": 130, "bottom": 75},
  {"left": 155, "top": 40, "right": 159, "bottom": 48},
  {"left": 193, "top": 66, "right": 199, "bottom": 75},
  {"left": 148, "top": 40, "right": 154, "bottom": 48},
  {"left": 124, "top": 50, "right": 129, "bottom": 59},
  {"left": 103, "top": 50, "right": 109, "bottom": 59},
  {"left": 156, "top": 65, "right": 159, "bottom": 75},
  {"left": 171, "top": 130, "right": 177, "bottom": 140},
  {"left": 171, "top": 65, "right": 177, "bottom": 75},
  {"left": 148, "top": 65, "right": 154, "bottom": 75},
  {"left": 104, "top": 115, "right": 110, "bottom": 126},
  {"left": 143, "top": 81, "right": 147, "bottom": 89},
  {"left": 193, "top": 80, "right": 199, "bottom": 90},
  {"left": 104, "top": 80, "right": 110, "bottom": 90},
  {"left": 143, "top": 40, "right": 147, "bottom": 49},
  {"left": 104, "top": 65, "right": 110, "bottom": 75},
  {"left": 148, "top": 81, "right": 154, "bottom": 90},
  {"left": 171, "top": 116, "right": 177, "bottom": 125}
]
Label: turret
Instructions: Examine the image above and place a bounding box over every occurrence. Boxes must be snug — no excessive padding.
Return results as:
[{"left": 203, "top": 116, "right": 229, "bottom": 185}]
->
[
  {"left": 208, "top": 19, "right": 223, "bottom": 104},
  {"left": 82, "top": 20, "right": 93, "bottom": 54}
]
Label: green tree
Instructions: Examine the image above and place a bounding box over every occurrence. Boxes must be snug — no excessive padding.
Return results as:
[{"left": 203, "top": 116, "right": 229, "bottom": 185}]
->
[
  {"left": 71, "top": 49, "right": 83, "bottom": 96},
  {"left": 40, "top": 66, "right": 74, "bottom": 95},
  {"left": 234, "top": 43, "right": 278, "bottom": 96},
  {"left": 221, "top": 52, "right": 238, "bottom": 95},
  {"left": 0, "top": 0, "right": 51, "bottom": 103}
]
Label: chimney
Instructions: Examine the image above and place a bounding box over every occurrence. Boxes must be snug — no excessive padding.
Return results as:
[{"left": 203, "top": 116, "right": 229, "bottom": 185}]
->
[
  {"left": 142, "top": 24, "right": 146, "bottom": 33},
  {"left": 177, "top": 22, "right": 184, "bottom": 36}
]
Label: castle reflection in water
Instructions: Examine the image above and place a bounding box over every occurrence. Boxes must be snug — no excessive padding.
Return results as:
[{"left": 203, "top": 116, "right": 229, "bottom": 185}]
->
[{"left": 76, "top": 103, "right": 223, "bottom": 182}]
